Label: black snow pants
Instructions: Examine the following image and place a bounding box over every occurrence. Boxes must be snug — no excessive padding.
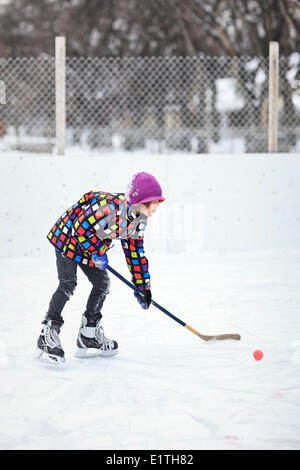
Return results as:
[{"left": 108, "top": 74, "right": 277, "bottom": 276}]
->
[{"left": 43, "top": 250, "right": 110, "bottom": 328}]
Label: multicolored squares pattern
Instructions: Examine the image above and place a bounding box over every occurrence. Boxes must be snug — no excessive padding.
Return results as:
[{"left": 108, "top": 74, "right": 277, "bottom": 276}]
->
[
  {"left": 121, "top": 238, "right": 150, "bottom": 289},
  {"left": 47, "top": 190, "right": 150, "bottom": 290}
]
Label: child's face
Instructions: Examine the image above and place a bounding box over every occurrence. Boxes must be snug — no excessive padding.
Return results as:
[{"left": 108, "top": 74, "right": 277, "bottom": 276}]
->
[{"left": 138, "top": 200, "right": 162, "bottom": 217}]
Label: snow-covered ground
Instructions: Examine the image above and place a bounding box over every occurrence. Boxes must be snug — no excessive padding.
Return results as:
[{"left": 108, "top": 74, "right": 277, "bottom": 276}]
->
[{"left": 0, "top": 151, "right": 299, "bottom": 450}]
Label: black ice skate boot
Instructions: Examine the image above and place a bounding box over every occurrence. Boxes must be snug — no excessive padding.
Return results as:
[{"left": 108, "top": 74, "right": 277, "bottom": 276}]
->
[
  {"left": 35, "top": 320, "right": 65, "bottom": 364},
  {"left": 75, "top": 315, "right": 118, "bottom": 358}
]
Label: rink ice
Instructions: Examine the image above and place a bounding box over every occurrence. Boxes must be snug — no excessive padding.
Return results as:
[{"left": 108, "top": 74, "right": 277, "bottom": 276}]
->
[
  {"left": 0, "top": 249, "right": 299, "bottom": 450},
  {"left": 0, "top": 151, "right": 299, "bottom": 449}
]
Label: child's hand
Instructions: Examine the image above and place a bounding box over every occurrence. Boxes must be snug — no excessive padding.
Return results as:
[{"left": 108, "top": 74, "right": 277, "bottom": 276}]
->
[
  {"left": 134, "top": 288, "right": 152, "bottom": 309},
  {"left": 92, "top": 253, "right": 108, "bottom": 270}
]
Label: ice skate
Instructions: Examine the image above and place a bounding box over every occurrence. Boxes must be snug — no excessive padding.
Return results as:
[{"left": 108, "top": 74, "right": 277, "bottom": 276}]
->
[
  {"left": 75, "top": 315, "right": 118, "bottom": 358},
  {"left": 34, "top": 320, "right": 65, "bottom": 364}
]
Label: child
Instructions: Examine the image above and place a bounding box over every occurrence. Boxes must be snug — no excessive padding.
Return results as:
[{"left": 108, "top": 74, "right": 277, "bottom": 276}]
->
[{"left": 35, "top": 172, "right": 165, "bottom": 363}]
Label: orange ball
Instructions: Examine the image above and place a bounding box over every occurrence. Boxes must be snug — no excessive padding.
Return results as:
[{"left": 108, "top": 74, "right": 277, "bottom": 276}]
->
[{"left": 253, "top": 350, "right": 263, "bottom": 361}]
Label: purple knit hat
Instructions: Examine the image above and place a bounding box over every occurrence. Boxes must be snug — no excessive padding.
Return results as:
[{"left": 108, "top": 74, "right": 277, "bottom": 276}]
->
[{"left": 126, "top": 172, "right": 165, "bottom": 205}]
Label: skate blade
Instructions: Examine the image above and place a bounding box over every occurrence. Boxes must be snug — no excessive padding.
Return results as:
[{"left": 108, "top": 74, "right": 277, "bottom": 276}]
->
[
  {"left": 75, "top": 347, "right": 119, "bottom": 359},
  {"left": 34, "top": 348, "right": 65, "bottom": 364}
]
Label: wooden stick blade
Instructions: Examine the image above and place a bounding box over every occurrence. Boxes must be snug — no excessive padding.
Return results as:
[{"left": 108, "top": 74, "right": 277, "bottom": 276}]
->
[
  {"left": 204, "top": 333, "right": 241, "bottom": 341},
  {"left": 185, "top": 325, "right": 241, "bottom": 341}
]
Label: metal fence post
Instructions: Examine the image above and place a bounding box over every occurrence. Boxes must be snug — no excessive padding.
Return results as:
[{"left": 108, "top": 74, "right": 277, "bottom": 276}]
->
[
  {"left": 268, "top": 41, "right": 279, "bottom": 153},
  {"left": 55, "top": 36, "right": 66, "bottom": 155}
]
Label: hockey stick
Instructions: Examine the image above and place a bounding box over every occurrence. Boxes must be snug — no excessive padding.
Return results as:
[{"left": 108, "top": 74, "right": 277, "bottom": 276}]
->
[{"left": 107, "top": 265, "right": 241, "bottom": 342}]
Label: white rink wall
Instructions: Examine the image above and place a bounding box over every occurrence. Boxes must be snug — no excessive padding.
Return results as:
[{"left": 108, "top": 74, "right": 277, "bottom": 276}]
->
[{"left": 0, "top": 151, "right": 299, "bottom": 258}]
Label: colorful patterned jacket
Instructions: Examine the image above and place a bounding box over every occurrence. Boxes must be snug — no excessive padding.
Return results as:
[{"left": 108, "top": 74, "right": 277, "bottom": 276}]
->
[{"left": 47, "top": 191, "right": 150, "bottom": 290}]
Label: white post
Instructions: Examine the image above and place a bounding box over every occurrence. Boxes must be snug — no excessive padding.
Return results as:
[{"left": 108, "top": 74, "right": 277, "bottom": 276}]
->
[
  {"left": 55, "top": 36, "right": 66, "bottom": 155},
  {"left": 268, "top": 41, "right": 279, "bottom": 153}
]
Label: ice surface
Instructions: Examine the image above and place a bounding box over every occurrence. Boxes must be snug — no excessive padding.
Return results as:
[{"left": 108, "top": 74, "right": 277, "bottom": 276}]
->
[
  {"left": 0, "top": 151, "right": 299, "bottom": 449},
  {"left": 0, "top": 249, "right": 300, "bottom": 450}
]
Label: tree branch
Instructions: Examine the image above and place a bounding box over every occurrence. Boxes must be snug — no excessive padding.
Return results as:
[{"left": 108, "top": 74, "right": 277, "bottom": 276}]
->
[
  {"left": 183, "top": 0, "right": 237, "bottom": 56},
  {"left": 175, "top": 5, "right": 196, "bottom": 55},
  {"left": 279, "top": 0, "right": 300, "bottom": 36},
  {"left": 287, "top": 0, "right": 300, "bottom": 16}
]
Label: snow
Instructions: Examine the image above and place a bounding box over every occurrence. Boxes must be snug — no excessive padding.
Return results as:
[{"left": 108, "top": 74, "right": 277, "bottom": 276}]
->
[
  {"left": 289, "top": 52, "right": 300, "bottom": 67},
  {"left": 245, "top": 58, "right": 260, "bottom": 72},
  {"left": 255, "top": 68, "right": 266, "bottom": 85},
  {"left": 215, "top": 78, "right": 244, "bottom": 112},
  {"left": 0, "top": 150, "right": 300, "bottom": 450}
]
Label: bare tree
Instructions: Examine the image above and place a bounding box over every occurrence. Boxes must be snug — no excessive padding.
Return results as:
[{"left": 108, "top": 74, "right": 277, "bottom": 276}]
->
[
  {"left": 0, "top": 0, "right": 299, "bottom": 57},
  {"left": 170, "top": 0, "right": 300, "bottom": 57}
]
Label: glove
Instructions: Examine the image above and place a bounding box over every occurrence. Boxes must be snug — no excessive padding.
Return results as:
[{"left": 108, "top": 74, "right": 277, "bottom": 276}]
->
[
  {"left": 92, "top": 253, "right": 108, "bottom": 270},
  {"left": 134, "top": 288, "right": 152, "bottom": 310}
]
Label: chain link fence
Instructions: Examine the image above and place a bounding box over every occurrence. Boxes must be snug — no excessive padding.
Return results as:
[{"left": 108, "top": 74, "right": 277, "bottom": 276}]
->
[
  {"left": 0, "top": 56, "right": 55, "bottom": 152},
  {"left": 0, "top": 54, "right": 299, "bottom": 153}
]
